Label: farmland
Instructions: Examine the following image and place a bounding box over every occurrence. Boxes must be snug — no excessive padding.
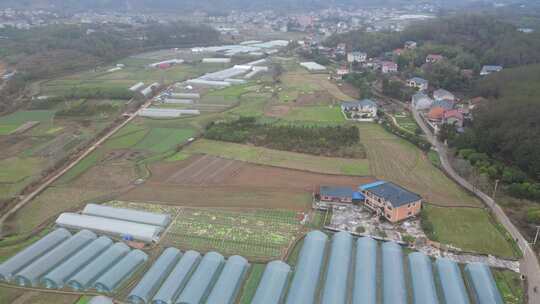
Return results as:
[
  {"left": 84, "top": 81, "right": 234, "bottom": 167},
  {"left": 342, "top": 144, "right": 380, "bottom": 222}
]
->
[
  {"left": 109, "top": 201, "right": 306, "bottom": 261},
  {"left": 423, "top": 205, "right": 517, "bottom": 258},
  {"left": 183, "top": 139, "right": 370, "bottom": 176}
]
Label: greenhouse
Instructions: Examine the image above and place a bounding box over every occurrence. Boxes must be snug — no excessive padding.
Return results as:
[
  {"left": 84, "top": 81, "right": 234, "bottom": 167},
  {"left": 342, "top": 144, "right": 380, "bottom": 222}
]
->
[
  {"left": 152, "top": 250, "right": 201, "bottom": 304},
  {"left": 465, "top": 262, "right": 504, "bottom": 304},
  {"left": 82, "top": 204, "right": 171, "bottom": 227},
  {"left": 353, "top": 237, "right": 378, "bottom": 304},
  {"left": 321, "top": 231, "right": 353, "bottom": 304},
  {"left": 41, "top": 236, "right": 113, "bottom": 289},
  {"left": 55, "top": 213, "right": 163, "bottom": 243},
  {"left": 127, "top": 248, "right": 181, "bottom": 304},
  {"left": 251, "top": 261, "right": 291, "bottom": 304},
  {"left": 382, "top": 242, "right": 407, "bottom": 304},
  {"left": 206, "top": 255, "right": 249, "bottom": 304},
  {"left": 14, "top": 230, "right": 96, "bottom": 287},
  {"left": 285, "top": 230, "right": 328, "bottom": 304},
  {"left": 0, "top": 228, "right": 71, "bottom": 282},
  {"left": 176, "top": 251, "right": 224, "bottom": 304},
  {"left": 435, "top": 258, "right": 470, "bottom": 304},
  {"left": 94, "top": 249, "right": 148, "bottom": 294},
  {"left": 408, "top": 252, "right": 438, "bottom": 304},
  {"left": 67, "top": 242, "right": 130, "bottom": 291}
]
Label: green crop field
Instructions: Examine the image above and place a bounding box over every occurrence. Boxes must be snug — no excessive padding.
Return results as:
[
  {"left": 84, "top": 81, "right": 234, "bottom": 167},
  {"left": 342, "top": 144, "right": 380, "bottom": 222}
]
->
[
  {"left": 0, "top": 124, "right": 18, "bottom": 135},
  {"left": 493, "top": 269, "right": 525, "bottom": 304},
  {"left": 184, "top": 139, "right": 370, "bottom": 176},
  {"left": 424, "top": 205, "right": 517, "bottom": 258},
  {"left": 133, "top": 127, "right": 195, "bottom": 153},
  {"left": 394, "top": 114, "right": 419, "bottom": 134},
  {"left": 0, "top": 110, "right": 54, "bottom": 126},
  {"left": 164, "top": 208, "right": 304, "bottom": 260},
  {"left": 358, "top": 123, "right": 479, "bottom": 206},
  {"left": 282, "top": 106, "right": 345, "bottom": 123}
]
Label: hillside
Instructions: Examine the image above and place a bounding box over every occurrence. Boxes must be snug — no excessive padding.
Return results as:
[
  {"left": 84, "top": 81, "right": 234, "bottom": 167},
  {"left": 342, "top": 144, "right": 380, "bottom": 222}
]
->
[{"left": 458, "top": 64, "right": 540, "bottom": 184}]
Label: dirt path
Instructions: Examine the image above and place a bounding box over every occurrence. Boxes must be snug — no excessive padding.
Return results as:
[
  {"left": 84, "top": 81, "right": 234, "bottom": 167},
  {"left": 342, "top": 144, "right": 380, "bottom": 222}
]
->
[{"left": 0, "top": 98, "right": 153, "bottom": 235}]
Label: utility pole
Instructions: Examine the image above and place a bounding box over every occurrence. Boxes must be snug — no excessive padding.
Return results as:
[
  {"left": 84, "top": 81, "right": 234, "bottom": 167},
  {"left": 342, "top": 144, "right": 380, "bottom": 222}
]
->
[
  {"left": 492, "top": 179, "right": 500, "bottom": 201},
  {"left": 534, "top": 226, "right": 540, "bottom": 246}
]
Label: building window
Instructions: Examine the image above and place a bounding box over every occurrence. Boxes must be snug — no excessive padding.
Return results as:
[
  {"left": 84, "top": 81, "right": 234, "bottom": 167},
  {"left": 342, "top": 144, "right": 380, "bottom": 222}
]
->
[{"left": 408, "top": 211, "right": 412, "bottom": 216}]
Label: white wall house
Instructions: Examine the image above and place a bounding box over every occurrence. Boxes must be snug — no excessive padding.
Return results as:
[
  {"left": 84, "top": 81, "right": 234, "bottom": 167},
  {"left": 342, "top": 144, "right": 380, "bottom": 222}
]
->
[
  {"left": 407, "top": 77, "right": 428, "bottom": 91},
  {"left": 347, "top": 51, "right": 367, "bottom": 63},
  {"left": 341, "top": 99, "right": 378, "bottom": 122}
]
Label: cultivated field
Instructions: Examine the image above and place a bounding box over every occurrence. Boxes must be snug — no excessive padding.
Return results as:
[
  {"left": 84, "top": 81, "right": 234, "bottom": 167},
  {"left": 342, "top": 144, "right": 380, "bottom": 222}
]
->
[
  {"left": 183, "top": 139, "right": 370, "bottom": 176},
  {"left": 358, "top": 123, "right": 480, "bottom": 206},
  {"left": 108, "top": 201, "right": 306, "bottom": 261},
  {"left": 149, "top": 154, "right": 373, "bottom": 189}
]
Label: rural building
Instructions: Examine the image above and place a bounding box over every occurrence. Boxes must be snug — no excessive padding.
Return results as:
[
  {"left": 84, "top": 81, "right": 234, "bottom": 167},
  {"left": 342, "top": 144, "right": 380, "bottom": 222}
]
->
[
  {"left": 381, "top": 61, "right": 398, "bottom": 74},
  {"left": 427, "top": 106, "right": 445, "bottom": 122},
  {"left": 336, "top": 66, "right": 349, "bottom": 79},
  {"left": 426, "top": 54, "right": 444, "bottom": 64},
  {"left": 443, "top": 109, "right": 464, "bottom": 128},
  {"left": 347, "top": 51, "right": 367, "bottom": 63},
  {"left": 431, "top": 99, "right": 455, "bottom": 110},
  {"left": 316, "top": 186, "right": 357, "bottom": 204},
  {"left": 360, "top": 181, "right": 422, "bottom": 223},
  {"left": 341, "top": 99, "right": 378, "bottom": 121},
  {"left": 404, "top": 41, "right": 417, "bottom": 49},
  {"left": 129, "top": 82, "right": 145, "bottom": 92},
  {"left": 149, "top": 59, "right": 184, "bottom": 68},
  {"left": 202, "top": 58, "right": 231, "bottom": 63},
  {"left": 480, "top": 65, "right": 503, "bottom": 76},
  {"left": 412, "top": 93, "right": 433, "bottom": 110},
  {"left": 433, "top": 89, "right": 455, "bottom": 101},
  {"left": 407, "top": 77, "right": 429, "bottom": 91}
]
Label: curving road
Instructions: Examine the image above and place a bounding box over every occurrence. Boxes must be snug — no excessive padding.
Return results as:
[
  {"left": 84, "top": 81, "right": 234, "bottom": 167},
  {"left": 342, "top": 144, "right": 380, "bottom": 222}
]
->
[{"left": 412, "top": 107, "right": 540, "bottom": 303}]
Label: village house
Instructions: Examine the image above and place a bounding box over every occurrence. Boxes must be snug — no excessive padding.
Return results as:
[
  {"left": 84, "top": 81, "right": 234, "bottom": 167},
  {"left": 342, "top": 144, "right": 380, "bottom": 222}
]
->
[
  {"left": 381, "top": 61, "right": 398, "bottom": 74},
  {"left": 341, "top": 99, "right": 378, "bottom": 121},
  {"left": 443, "top": 109, "right": 464, "bottom": 128},
  {"left": 412, "top": 92, "right": 434, "bottom": 110},
  {"left": 404, "top": 41, "right": 417, "bottom": 49},
  {"left": 347, "top": 51, "right": 367, "bottom": 63},
  {"left": 433, "top": 89, "right": 455, "bottom": 101},
  {"left": 407, "top": 77, "right": 429, "bottom": 91},
  {"left": 480, "top": 65, "right": 503, "bottom": 76},
  {"left": 360, "top": 181, "right": 422, "bottom": 223},
  {"left": 335, "top": 66, "right": 349, "bottom": 79},
  {"left": 426, "top": 54, "right": 444, "bottom": 64},
  {"left": 431, "top": 99, "right": 455, "bottom": 111},
  {"left": 427, "top": 106, "right": 445, "bottom": 122}
]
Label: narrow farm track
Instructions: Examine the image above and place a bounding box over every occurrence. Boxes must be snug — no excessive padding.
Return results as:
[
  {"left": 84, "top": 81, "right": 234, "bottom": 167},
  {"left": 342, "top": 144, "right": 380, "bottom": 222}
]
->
[{"left": 412, "top": 107, "right": 540, "bottom": 304}]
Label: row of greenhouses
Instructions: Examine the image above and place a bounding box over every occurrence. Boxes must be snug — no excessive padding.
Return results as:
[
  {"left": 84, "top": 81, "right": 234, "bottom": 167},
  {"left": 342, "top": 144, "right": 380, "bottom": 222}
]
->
[
  {"left": 0, "top": 228, "right": 506, "bottom": 304},
  {"left": 127, "top": 248, "right": 249, "bottom": 304},
  {"left": 272, "top": 230, "right": 504, "bottom": 304},
  {"left": 0, "top": 229, "right": 147, "bottom": 293}
]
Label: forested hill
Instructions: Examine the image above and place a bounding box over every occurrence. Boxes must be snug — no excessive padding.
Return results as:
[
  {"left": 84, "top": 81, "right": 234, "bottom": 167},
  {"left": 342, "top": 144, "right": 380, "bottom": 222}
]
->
[
  {"left": 456, "top": 64, "right": 540, "bottom": 184},
  {"left": 326, "top": 15, "right": 540, "bottom": 67}
]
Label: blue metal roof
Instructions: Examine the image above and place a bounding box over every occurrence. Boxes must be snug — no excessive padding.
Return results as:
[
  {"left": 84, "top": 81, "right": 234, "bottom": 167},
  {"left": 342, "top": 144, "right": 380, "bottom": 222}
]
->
[
  {"left": 359, "top": 180, "right": 387, "bottom": 190},
  {"left": 320, "top": 186, "right": 353, "bottom": 198},
  {"left": 352, "top": 192, "right": 365, "bottom": 200},
  {"left": 363, "top": 181, "right": 421, "bottom": 207}
]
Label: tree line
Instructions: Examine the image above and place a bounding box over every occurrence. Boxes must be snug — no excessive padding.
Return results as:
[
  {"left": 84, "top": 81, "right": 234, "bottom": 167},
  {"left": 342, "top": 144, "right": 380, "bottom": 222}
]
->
[{"left": 204, "top": 117, "right": 364, "bottom": 158}]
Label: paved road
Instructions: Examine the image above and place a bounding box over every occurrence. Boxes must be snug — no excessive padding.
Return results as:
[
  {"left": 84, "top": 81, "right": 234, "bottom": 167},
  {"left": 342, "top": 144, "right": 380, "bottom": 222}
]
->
[
  {"left": 0, "top": 98, "right": 153, "bottom": 233},
  {"left": 412, "top": 107, "right": 540, "bottom": 303}
]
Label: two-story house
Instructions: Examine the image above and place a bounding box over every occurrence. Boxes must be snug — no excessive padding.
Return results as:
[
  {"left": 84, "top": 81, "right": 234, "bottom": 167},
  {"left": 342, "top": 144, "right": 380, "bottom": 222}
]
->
[{"left": 359, "top": 181, "right": 422, "bottom": 223}]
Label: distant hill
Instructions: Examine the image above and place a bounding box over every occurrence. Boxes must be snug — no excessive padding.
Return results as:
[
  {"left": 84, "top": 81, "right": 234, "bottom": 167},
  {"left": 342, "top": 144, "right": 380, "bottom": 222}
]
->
[{"left": 0, "top": 0, "right": 516, "bottom": 13}]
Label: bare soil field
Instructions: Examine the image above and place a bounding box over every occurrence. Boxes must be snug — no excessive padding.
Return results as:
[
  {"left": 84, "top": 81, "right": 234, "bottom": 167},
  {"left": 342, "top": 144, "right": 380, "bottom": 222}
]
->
[
  {"left": 150, "top": 155, "right": 374, "bottom": 191},
  {"left": 265, "top": 104, "right": 291, "bottom": 118},
  {"left": 295, "top": 90, "right": 337, "bottom": 106},
  {"left": 119, "top": 184, "right": 312, "bottom": 211}
]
